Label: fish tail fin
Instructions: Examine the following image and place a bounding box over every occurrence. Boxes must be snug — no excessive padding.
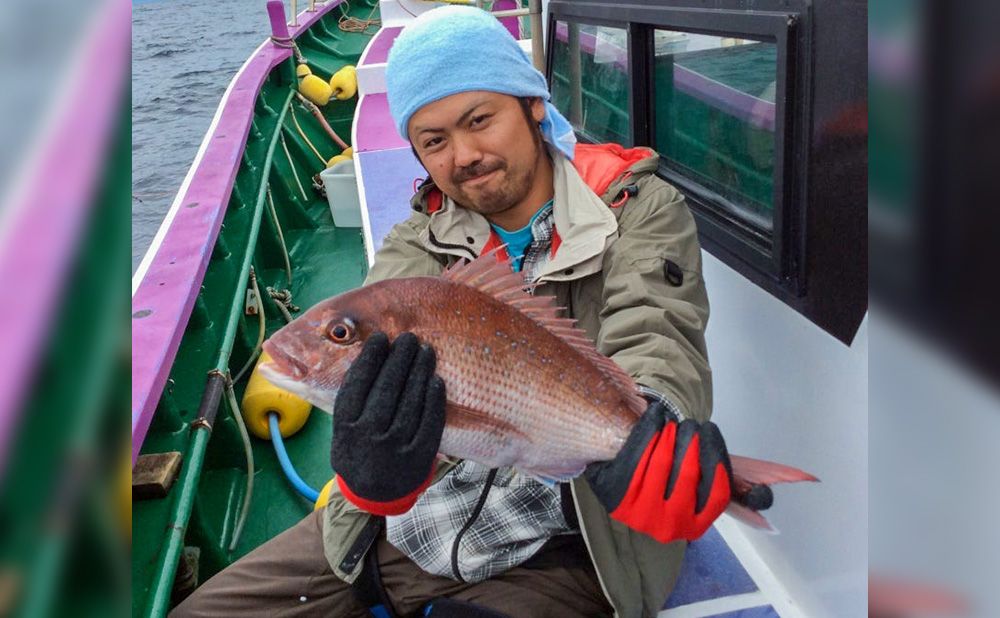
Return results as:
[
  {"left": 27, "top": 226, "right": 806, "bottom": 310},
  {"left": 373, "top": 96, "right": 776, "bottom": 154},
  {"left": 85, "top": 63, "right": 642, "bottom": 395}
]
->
[
  {"left": 726, "top": 454, "right": 819, "bottom": 533},
  {"left": 730, "top": 455, "right": 820, "bottom": 485}
]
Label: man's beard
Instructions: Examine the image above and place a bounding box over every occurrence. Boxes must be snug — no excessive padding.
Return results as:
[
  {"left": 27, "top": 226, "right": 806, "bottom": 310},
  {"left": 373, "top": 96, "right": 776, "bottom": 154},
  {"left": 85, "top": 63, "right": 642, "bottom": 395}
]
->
[{"left": 452, "top": 150, "right": 539, "bottom": 216}]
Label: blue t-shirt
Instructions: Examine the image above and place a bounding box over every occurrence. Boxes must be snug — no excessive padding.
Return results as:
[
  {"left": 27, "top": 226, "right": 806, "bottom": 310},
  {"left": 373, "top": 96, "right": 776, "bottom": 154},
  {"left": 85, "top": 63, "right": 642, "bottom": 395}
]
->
[{"left": 490, "top": 201, "right": 552, "bottom": 272}]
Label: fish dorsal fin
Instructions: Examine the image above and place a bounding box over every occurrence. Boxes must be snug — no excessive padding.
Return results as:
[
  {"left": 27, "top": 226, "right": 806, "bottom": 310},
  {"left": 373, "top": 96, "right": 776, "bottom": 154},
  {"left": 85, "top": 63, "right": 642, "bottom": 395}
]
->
[{"left": 443, "top": 250, "right": 646, "bottom": 416}]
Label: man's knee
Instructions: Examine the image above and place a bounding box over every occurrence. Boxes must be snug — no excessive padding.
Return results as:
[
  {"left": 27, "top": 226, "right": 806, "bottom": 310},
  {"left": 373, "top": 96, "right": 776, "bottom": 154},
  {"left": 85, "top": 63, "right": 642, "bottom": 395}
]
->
[{"left": 167, "top": 510, "right": 366, "bottom": 617}]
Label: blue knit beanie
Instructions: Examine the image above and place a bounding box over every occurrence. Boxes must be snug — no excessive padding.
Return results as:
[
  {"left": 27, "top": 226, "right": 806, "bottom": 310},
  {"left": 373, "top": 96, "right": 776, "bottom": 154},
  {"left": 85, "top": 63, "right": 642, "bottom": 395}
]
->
[{"left": 385, "top": 6, "right": 576, "bottom": 159}]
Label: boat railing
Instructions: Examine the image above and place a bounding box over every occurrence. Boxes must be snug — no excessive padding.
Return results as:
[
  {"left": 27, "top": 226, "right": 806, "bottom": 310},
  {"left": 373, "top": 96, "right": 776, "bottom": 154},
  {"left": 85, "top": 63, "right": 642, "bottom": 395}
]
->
[
  {"left": 293, "top": 0, "right": 328, "bottom": 27},
  {"left": 306, "top": 0, "right": 544, "bottom": 71}
]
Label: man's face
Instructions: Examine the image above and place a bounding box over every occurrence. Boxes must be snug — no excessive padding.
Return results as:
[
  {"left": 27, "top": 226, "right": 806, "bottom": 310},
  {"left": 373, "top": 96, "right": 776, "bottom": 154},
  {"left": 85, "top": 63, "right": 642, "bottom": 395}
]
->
[{"left": 408, "top": 91, "right": 547, "bottom": 218}]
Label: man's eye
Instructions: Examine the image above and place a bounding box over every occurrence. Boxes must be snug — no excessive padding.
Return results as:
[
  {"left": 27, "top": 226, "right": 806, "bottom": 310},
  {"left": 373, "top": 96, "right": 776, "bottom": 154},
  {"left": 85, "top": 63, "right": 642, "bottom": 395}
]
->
[
  {"left": 470, "top": 114, "right": 489, "bottom": 127},
  {"left": 424, "top": 137, "right": 442, "bottom": 149}
]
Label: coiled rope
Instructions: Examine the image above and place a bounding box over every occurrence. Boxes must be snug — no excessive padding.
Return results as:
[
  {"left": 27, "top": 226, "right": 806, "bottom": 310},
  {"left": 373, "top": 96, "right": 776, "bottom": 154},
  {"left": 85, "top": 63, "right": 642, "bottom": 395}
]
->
[{"left": 338, "top": 1, "right": 380, "bottom": 34}]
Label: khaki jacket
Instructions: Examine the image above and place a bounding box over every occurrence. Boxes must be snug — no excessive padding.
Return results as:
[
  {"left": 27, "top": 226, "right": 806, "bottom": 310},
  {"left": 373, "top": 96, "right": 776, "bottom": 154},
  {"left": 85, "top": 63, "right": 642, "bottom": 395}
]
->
[{"left": 323, "top": 143, "right": 711, "bottom": 617}]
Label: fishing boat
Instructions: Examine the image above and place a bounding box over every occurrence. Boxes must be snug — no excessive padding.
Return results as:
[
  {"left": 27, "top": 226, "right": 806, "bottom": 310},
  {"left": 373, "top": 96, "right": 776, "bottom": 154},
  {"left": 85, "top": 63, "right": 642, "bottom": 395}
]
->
[{"left": 131, "top": 0, "right": 866, "bottom": 615}]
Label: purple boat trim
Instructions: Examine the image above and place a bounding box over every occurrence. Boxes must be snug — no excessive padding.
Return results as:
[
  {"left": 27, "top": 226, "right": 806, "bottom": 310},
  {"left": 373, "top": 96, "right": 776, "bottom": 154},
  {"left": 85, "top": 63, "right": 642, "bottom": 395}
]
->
[
  {"left": 130, "top": 0, "right": 344, "bottom": 462},
  {"left": 361, "top": 26, "right": 401, "bottom": 65},
  {"left": 356, "top": 93, "right": 408, "bottom": 152},
  {"left": 0, "top": 0, "right": 129, "bottom": 479},
  {"left": 554, "top": 22, "right": 775, "bottom": 131}
]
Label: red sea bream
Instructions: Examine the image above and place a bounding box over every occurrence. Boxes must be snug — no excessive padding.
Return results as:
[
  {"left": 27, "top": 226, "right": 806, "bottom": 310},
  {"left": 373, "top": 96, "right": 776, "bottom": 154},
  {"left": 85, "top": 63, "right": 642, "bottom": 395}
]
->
[{"left": 261, "top": 253, "right": 816, "bottom": 526}]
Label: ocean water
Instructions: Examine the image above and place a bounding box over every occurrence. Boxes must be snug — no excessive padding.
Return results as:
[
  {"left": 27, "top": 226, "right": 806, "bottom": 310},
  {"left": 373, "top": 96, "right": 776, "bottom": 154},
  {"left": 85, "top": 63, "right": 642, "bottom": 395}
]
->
[{"left": 132, "top": 0, "right": 296, "bottom": 272}]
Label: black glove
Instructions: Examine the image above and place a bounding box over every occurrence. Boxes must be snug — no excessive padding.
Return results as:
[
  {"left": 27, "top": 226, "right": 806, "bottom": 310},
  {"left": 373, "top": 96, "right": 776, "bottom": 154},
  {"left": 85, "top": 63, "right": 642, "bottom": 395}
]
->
[
  {"left": 584, "top": 400, "right": 733, "bottom": 543},
  {"left": 331, "top": 332, "right": 446, "bottom": 515}
]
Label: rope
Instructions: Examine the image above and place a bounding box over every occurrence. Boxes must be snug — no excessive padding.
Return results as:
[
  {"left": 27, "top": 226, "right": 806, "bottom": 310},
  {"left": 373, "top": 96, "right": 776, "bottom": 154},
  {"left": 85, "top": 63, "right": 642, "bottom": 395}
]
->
[
  {"left": 288, "top": 100, "right": 328, "bottom": 164},
  {"left": 270, "top": 34, "right": 308, "bottom": 65},
  {"left": 279, "top": 131, "right": 309, "bottom": 202},
  {"left": 338, "top": 1, "right": 381, "bottom": 34},
  {"left": 266, "top": 185, "right": 293, "bottom": 286},
  {"left": 267, "top": 287, "right": 299, "bottom": 323},
  {"left": 232, "top": 266, "right": 266, "bottom": 385},
  {"left": 223, "top": 373, "right": 256, "bottom": 552},
  {"left": 294, "top": 92, "right": 350, "bottom": 150}
]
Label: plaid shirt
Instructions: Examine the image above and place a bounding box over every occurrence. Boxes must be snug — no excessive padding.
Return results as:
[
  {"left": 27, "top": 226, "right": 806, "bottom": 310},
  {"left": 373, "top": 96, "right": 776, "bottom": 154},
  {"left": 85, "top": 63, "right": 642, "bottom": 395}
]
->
[
  {"left": 386, "top": 205, "right": 575, "bottom": 583},
  {"left": 516, "top": 201, "right": 554, "bottom": 282},
  {"left": 385, "top": 462, "right": 573, "bottom": 583}
]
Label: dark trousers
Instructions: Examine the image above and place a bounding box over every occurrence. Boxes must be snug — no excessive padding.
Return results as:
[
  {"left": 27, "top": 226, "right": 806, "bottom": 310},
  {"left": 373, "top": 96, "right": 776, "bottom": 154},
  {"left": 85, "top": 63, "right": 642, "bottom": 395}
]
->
[{"left": 170, "top": 509, "right": 613, "bottom": 617}]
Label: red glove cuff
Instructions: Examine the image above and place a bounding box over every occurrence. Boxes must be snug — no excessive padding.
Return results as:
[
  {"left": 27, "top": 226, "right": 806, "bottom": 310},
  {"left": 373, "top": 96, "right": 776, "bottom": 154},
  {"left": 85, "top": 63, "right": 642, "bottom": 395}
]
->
[{"left": 336, "top": 468, "right": 436, "bottom": 516}]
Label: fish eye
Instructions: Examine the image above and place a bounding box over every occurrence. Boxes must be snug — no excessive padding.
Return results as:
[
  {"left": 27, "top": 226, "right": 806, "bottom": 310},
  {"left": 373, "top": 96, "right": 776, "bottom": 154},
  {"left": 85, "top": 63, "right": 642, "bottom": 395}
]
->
[{"left": 326, "top": 318, "right": 355, "bottom": 343}]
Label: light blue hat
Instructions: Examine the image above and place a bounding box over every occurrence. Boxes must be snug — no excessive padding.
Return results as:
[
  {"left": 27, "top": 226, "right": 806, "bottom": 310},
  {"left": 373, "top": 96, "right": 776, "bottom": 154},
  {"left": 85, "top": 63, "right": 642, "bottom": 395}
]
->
[{"left": 385, "top": 6, "right": 576, "bottom": 159}]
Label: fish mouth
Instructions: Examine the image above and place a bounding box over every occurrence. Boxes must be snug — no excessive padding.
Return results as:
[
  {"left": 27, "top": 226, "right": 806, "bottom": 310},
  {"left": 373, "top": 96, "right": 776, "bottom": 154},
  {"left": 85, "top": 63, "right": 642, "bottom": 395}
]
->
[{"left": 261, "top": 341, "right": 309, "bottom": 381}]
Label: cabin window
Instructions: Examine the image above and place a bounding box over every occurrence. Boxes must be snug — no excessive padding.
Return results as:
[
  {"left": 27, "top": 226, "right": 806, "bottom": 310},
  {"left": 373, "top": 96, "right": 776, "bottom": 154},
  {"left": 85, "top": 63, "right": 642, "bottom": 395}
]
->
[
  {"left": 652, "top": 32, "right": 778, "bottom": 235},
  {"left": 549, "top": 21, "right": 633, "bottom": 146},
  {"left": 547, "top": 5, "right": 808, "bottom": 302},
  {"left": 547, "top": 2, "right": 867, "bottom": 345}
]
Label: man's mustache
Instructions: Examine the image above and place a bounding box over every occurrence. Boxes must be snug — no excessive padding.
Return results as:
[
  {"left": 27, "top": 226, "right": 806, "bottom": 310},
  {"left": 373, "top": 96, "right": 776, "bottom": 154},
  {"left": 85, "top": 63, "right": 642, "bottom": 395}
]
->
[{"left": 453, "top": 161, "right": 505, "bottom": 184}]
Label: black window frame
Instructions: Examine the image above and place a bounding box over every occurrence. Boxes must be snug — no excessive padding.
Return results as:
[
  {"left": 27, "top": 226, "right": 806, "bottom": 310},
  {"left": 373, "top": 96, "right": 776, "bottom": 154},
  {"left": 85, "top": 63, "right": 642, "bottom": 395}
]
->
[{"left": 548, "top": 1, "right": 810, "bottom": 299}]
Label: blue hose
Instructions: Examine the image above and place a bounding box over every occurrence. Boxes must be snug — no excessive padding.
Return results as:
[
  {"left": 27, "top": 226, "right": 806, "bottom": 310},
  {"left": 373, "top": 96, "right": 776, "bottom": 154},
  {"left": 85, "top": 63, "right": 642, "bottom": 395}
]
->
[{"left": 268, "top": 413, "right": 320, "bottom": 502}]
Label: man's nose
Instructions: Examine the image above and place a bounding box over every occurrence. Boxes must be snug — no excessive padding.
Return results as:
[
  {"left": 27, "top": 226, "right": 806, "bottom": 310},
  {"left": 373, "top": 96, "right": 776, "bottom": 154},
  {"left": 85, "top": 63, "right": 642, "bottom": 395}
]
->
[{"left": 451, "top": 132, "right": 482, "bottom": 169}]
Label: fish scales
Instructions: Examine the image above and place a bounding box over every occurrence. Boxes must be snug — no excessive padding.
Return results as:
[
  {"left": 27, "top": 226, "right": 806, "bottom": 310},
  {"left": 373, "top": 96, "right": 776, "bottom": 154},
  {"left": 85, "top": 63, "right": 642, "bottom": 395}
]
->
[{"left": 378, "top": 276, "right": 636, "bottom": 476}]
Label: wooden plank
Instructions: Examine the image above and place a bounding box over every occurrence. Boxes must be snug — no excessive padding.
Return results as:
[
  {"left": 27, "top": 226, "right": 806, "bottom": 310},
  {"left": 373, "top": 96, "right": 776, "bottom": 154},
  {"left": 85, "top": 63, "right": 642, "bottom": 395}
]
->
[{"left": 132, "top": 452, "right": 183, "bottom": 500}]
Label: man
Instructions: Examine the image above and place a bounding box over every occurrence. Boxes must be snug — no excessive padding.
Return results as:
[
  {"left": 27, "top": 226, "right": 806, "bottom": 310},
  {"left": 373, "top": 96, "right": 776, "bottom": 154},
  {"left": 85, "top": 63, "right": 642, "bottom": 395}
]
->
[{"left": 173, "top": 6, "right": 730, "bottom": 617}]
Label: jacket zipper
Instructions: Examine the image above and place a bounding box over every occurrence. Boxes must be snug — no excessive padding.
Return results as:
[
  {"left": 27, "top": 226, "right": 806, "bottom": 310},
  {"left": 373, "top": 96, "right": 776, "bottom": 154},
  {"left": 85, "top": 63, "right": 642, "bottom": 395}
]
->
[
  {"left": 450, "top": 467, "right": 499, "bottom": 583},
  {"left": 428, "top": 228, "right": 478, "bottom": 262}
]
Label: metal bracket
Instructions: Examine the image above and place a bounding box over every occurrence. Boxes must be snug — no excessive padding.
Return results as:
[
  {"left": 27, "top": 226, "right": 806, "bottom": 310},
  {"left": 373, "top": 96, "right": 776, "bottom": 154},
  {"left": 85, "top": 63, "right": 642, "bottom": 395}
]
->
[{"left": 245, "top": 287, "right": 261, "bottom": 316}]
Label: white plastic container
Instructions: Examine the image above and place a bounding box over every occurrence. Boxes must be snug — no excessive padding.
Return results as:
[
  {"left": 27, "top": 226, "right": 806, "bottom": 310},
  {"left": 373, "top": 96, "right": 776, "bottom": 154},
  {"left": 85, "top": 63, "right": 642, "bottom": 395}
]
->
[{"left": 320, "top": 160, "right": 363, "bottom": 227}]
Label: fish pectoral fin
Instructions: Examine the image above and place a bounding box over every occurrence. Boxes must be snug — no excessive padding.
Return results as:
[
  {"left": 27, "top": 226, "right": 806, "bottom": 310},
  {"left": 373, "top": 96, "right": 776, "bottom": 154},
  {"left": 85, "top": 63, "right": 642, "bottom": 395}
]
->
[{"left": 445, "top": 402, "right": 529, "bottom": 442}]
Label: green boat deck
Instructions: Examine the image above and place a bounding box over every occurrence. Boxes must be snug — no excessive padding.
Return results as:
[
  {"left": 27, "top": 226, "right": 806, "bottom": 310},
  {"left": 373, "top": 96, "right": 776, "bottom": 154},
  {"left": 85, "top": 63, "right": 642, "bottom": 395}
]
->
[{"left": 132, "top": 3, "right": 376, "bottom": 614}]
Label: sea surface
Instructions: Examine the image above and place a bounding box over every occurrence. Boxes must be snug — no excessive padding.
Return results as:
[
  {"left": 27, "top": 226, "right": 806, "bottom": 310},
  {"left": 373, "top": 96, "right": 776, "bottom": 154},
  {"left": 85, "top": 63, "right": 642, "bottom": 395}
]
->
[{"left": 132, "top": 0, "right": 295, "bottom": 273}]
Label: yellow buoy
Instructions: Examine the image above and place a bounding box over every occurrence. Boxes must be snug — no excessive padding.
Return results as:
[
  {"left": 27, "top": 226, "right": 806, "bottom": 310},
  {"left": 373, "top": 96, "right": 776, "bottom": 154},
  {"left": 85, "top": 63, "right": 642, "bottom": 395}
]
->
[
  {"left": 341, "top": 147, "right": 353, "bottom": 158},
  {"left": 241, "top": 352, "right": 313, "bottom": 440},
  {"left": 314, "top": 477, "right": 337, "bottom": 510},
  {"left": 329, "top": 65, "right": 358, "bottom": 101},
  {"left": 325, "top": 153, "right": 352, "bottom": 169},
  {"left": 299, "top": 74, "right": 333, "bottom": 106},
  {"left": 296, "top": 63, "right": 312, "bottom": 79}
]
